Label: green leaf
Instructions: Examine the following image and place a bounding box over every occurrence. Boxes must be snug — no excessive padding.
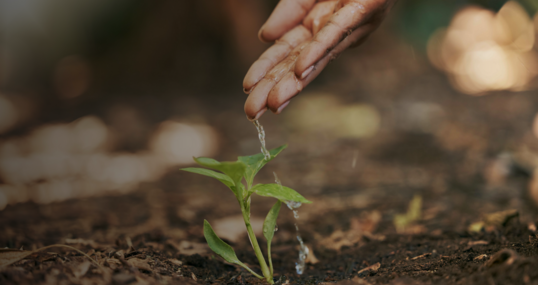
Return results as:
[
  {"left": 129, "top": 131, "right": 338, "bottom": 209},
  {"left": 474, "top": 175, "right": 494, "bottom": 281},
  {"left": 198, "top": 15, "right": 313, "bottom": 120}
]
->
[
  {"left": 181, "top": 167, "right": 234, "bottom": 188},
  {"left": 203, "top": 220, "right": 245, "bottom": 265},
  {"left": 203, "top": 220, "right": 264, "bottom": 279},
  {"left": 238, "top": 145, "right": 287, "bottom": 189},
  {"left": 251, "top": 183, "right": 312, "bottom": 204},
  {"left": 194, "top": 157, "right": 246, "bottom": 186},
  {"left": 263, "top": 201, "right": 281, "bottom": 242}
]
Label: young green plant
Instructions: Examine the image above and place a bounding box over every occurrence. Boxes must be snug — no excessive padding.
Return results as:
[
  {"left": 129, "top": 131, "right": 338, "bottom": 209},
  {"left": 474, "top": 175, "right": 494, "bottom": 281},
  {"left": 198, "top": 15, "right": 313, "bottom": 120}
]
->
[{"left": 181, "top": 145, "right": 311, "bottom": 284}]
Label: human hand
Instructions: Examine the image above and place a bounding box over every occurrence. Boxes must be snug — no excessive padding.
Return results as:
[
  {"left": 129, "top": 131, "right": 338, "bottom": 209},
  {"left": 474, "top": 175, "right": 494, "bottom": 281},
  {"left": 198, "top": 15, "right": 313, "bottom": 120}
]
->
[{"left": 243, "top": 0, "right": 397, "bottom": 120}]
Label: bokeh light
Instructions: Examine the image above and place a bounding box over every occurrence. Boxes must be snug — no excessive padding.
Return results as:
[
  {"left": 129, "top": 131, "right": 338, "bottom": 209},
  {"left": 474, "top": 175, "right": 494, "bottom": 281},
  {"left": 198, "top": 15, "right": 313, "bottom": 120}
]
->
[
  {"left": 427, "top": 1, "right": 538, "bottom": 95},
  {"left": 287, "top": 93, "right": 380, "bottom": 139},
  {"left": 150, "top": 121, "right": 218, "bottom": 166},
  {"left": 71, "top": 116, "right": 109, "bottom": 153},
  {"left": 0, "top": 115, "right": 219, "bottom": 206}
]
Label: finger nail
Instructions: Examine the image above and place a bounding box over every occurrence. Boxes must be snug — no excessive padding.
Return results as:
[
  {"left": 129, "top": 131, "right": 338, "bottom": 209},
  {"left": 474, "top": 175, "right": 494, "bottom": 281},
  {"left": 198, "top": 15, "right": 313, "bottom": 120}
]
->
[
  {"left": 248, "top": 108, "right": 267, "bottom": 121},
  {"left": 276, "top": 101, "right": 290, "bottom": 114},
  {"left": 300, "top": 65, "right": 315, "bottom": 79},
  {"left": 258, "top": 25, "right": 267, "bottom": 42}
]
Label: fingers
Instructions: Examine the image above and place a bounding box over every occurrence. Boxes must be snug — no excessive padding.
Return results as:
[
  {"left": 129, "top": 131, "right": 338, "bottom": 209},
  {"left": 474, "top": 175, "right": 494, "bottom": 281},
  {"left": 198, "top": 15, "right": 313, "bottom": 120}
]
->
[
  {"left": 246, "top": 25, "right": 373, "bottom": 118},
  {"left": 244, "top": 78, "right": 277, "bottom": 120},
  {"left": 243, "top": 25, "right": 312, "bottom": 92},
  {"left": 258, "top": 0, "right": 316, "bottom": 42},
  {"left": 245, "top": 41, "right": 310, "bottom": 120},
  {"left": 303, "top": 1, "right": 338, "bottom": 35},
  {"left": 267, "top": 25, "right": 373, "bottom": 113},
  {"left": 294, "top": 0, "right": 383, "bottom": 77}
]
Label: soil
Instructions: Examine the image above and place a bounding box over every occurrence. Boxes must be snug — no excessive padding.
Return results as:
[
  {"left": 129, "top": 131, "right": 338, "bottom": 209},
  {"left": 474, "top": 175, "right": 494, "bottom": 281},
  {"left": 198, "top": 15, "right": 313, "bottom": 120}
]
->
[
  {"left": 2, "top": 146, "right": 538, "bottom": 285},
  {"left": 2, "top": 6, "right": 538, "bottom": 284}
]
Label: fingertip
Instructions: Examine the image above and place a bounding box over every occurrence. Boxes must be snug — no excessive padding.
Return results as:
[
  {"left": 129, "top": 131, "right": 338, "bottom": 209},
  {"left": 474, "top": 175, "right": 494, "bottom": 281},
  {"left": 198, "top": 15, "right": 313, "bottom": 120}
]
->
[
  {"left": 247, "top": 107, "right": 267, "bottom": 121},
  {"left": 275, "top": 101, "right": 290, "bottom": 114},
  {"left": 294, "top": 46, "right": 313, "bottom": 78},
  {"left": 258, "top": 25, "right": 271, "bottom": 43},
  {"left": 243, "top": 60, "right": 271, "bottom": 91},
  {"left": 244, "top": 79, "right": 276, "bottom": 120},
  {"left": 268, "top": 72, "right": 302, "bottom": 112},
  {"left": 258, "top": 24, "right": 281, "bottom": 43},
  {"left": 300, "top": 65, "right": 314, "bottom": 80},
  {"left": 295, "top": 43, "right": 325, "bottom": 78},
  {"left": 244, "top": 99, "right": 260, "bottom": 120}
]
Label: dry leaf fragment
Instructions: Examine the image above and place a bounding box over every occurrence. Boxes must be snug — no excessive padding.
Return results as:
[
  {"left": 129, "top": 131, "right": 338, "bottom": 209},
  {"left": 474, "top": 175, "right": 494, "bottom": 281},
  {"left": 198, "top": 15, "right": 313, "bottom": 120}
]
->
[
  {"left": 105, "top": 258, "right": 122, "bottom": 270},
  {"left": 71, "top": 261, "right": 91, "bottom": 278},
  {"left": 305, "top": 246, "right": 319, "bottom": 264},
  {"left": 357, "top": 262, "right": 380, "bottom": 275},
  {"left": 166, "top": 240, "right": 208, "bottom": 255},
  {"left": 474, "top": 254, "right": 488, "bottom": 261},
  {"left": 0, "top": 249, "right": 34, "bottom": 268},
  {"left": 0, "top": 244, "right": 102, "bottom": 270},
  {"left": 468, "top": 240, "right": 489, "bottom": 246},
  {"left": 127, "top": 258, "right": 153, "bottom": 272},
  {"left": 167, "top": 259, "right": 183, "bottom": 266},
  {"left": 468, "top": 210, "right": 519, "bottom": 233},
  {"left": 320, "top": 230, "right": 360, "bottom": 251},
  {"left": 350, "top": 211, "right": 381, "bottom": 234},
  {"left": 483, "top": 249, "right": 518, "bottom": 268},
  {"left": 191, "top": 272, "right": 197, "bottom": 281},
  {"left": 484, "top": 209, "right": 519, "bottom": 227},
  {"left": 411, "top": 253, "right": 431, "bottom": 260}
]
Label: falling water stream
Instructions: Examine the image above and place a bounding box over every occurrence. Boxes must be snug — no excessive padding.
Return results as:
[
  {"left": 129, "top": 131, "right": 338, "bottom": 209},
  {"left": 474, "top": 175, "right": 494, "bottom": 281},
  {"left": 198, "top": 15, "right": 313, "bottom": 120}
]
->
[
  {"left": 253, "top": 119, "right": 308, "bottom": 275},
  {"left": 253, "top": 119, "right": 271, "bottom": 160}
]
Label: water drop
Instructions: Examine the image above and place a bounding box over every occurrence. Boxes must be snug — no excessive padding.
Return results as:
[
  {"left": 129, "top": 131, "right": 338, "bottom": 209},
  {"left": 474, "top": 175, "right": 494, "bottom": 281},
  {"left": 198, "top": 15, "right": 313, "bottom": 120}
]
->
[
  {"left": 254, "top": 122, "right": 308, "bottom": 275},
  {"left": 286, "top": 201, "right": 302, "bottom": 210},
  {"left": 253, "top": 120, "right": 271, "bottom": 161},
  {"left": 274, "top": 174, "right": 308, "bottom": 275}
]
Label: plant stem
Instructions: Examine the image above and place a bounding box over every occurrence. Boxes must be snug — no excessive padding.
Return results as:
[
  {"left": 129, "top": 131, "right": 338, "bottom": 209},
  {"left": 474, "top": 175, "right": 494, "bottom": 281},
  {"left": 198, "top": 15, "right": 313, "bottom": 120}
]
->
[
  {"left": 268, "top": 243, "right": 273, "bottom": 276},
  {"left": 242, "top": 204, "right": 273, "bottom": 284},
  {"left": 239, "top": 263, "right": 264, "bottom": 279}
]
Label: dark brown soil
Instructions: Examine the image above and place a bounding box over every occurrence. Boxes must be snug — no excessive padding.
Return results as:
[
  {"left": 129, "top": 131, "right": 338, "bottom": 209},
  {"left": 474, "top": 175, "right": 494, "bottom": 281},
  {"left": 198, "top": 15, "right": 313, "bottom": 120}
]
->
[
  {"left": 2, "top": 3, "right": 538, "bottom": 284},
  {"left": 1, "top": 169, "right": 538, "bottom": 285}
]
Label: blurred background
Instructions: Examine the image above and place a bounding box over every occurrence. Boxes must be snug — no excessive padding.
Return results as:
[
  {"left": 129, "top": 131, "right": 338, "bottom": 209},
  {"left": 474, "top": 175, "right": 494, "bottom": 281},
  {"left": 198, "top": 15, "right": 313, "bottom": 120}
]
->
[{"left": 1, "top": 0, "right": 538, "bottom": 230}]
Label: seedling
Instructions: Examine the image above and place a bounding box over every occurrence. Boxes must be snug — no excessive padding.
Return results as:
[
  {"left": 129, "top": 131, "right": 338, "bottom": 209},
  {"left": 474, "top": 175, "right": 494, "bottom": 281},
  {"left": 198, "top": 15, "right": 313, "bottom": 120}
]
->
[{"left": 182, "top": 145, "right": 311, "bottom": 284}]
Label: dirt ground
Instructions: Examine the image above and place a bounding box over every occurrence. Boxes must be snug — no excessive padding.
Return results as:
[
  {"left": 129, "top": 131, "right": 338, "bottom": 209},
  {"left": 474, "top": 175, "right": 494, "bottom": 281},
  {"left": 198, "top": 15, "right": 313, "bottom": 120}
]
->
[
  {"left": 2, "top": 7, "right": 538, "bottom": 284},
  {"left": 2, "top": 119, "right": 538, "bottom": 285}
]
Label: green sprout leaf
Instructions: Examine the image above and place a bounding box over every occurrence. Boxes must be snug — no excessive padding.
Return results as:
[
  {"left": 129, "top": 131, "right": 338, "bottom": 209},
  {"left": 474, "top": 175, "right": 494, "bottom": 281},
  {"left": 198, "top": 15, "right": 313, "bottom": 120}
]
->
[
  {"left": 263, "top": 201, "right": 281, "bottom": 243},
  {"left": 203, "top": 220, "right": 263, "bottom": 279},
  {"left": 203, "top": 220, "right": 243, "bottom": 264},
  {"left": 181, "top": 167, "right": 234, "bottom": 188},
  {"left": 251, "top": 183, "right": 312, "bottom": 204},
  {"left": 193, "top": 158, "right": 246, "bottom": 184},
  {"left": 193, "top": 158, "right": 247, "bottom": 197},
  {"left": 238, "top": 145, "right": 287, "bottom": 189},
  {"left": 263, "top": 200, "right": 281, "bottom": 276}
]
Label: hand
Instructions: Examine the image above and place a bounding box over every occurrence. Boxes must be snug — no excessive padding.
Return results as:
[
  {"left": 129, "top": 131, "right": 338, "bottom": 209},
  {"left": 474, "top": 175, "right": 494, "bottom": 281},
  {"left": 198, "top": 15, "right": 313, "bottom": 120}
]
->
[{"left": 243, "top": 0, "right": 397, "bottom": 120}]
